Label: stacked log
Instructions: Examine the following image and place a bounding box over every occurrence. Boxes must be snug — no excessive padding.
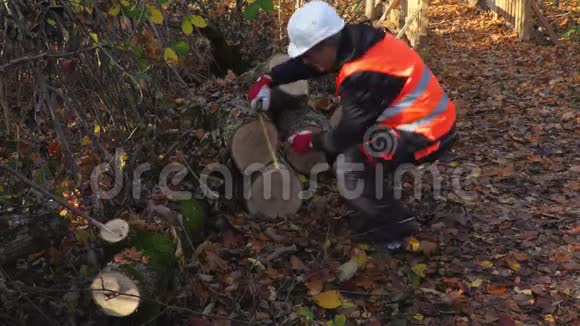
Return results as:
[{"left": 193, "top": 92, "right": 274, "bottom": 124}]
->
[{"left": 267, "top": 54, "right": 332, "bottom": 175}]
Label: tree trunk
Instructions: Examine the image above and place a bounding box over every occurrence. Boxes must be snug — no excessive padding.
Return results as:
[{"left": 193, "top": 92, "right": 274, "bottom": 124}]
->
[{"left": 0, "top": 211, "right": 67, "bottom": 265}]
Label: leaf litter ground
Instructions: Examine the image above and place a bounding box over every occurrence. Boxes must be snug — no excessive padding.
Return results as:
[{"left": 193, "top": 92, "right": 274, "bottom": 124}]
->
[{"left": 186, "top": 1, "right": 578, "bottom": 324}]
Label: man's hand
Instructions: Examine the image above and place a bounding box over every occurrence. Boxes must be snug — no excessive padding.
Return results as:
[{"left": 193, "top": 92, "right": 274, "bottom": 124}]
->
[
  {"left": 247, "top": 75, "right": 272, "bottom": 114},
  {"left": 288, "top": 130, "right": 313, "bottom": 154}
]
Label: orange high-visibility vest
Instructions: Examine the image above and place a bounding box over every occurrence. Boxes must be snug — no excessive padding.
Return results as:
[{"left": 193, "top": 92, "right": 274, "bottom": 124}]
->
[{"left": 336, "top": 33, "right": 456, "bottom": 160}]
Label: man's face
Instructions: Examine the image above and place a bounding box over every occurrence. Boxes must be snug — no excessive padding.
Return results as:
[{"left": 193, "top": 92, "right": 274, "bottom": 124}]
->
[{"left": 301, "top": 42, "right": 337, "bottom": 73}]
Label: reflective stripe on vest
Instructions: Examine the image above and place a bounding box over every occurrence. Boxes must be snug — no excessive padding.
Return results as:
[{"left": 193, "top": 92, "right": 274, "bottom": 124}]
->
[
  {"left": 376, "top": 67, "right": 432, "bottom": 122},
  {"left": 335, "top": 35, "right": 456, "bottom": 142}
]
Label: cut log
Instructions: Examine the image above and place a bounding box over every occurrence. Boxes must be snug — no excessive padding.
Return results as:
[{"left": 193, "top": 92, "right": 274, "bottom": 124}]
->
[
  {"left": 220, "top": 112, "right": 279, "bottom": 174},
  {"left": 271, "top": 103, "right": 332, "bottom": 175},
  {"left": 265, "top": 53, "right": 332, "bottom": 175},
  {"left": 91, "top": 228, "right": 176, "bottom": 319},
  {"left": 243, "top": 160, "right": 303, "bottom": 219},
  {"left": 0, "top": 211, "right": 67, "bottom": 265}
]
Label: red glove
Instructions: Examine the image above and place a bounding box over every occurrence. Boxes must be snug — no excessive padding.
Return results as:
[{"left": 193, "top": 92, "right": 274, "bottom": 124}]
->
[
  {"left": 247, "top": 75, "right": 272, "bottom": 113},
  {"left": 288, "top": 130, "right": 313, "bottom": 154}
]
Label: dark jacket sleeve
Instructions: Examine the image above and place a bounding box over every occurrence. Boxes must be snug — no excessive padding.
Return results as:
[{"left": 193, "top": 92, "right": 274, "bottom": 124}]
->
[
  {"left": 268, "top": 58, "right": 326, "bottom": 86},
  {"left": 311, "top": 71, "right": 406, "bottom": 154}
]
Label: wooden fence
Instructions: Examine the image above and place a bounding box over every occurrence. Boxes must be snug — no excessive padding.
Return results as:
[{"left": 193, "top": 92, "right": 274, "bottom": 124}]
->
[{"left": 493, "top": 0, "right": 533, "bottom": 40}]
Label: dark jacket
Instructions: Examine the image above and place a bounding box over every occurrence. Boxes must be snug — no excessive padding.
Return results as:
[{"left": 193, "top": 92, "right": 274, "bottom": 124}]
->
[{"left": 269, "top": 24, "right": 407, "bottom": 155}]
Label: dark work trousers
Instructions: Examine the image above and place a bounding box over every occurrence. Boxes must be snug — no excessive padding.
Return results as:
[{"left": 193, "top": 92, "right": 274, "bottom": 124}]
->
[{"left": 332, "top": 125, "right": 457, "bottom": 243}]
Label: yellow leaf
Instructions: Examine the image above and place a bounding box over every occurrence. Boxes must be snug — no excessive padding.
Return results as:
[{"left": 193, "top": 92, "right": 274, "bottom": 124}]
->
[
  {"left": 352, "top": 249, "right": 368, "bottom": 267},
  {"left": 108, "top": 3, "right": 121, "bottom": 16},
  {"left": 298, "top": 175, "right": 307, "bottom": 184},
  {"left": 414, "top": 313, "right": 425, "bottom": 321},
  {"left": 449, "top": 161, "right": 459, "bottom": 167},
  {"left": 182, "top": 18, "right": 193, "bottom": 35},
  {"left": 120, "top": 0, "right": 130, "bottom": 6},
  {"left": 189, "top": 15, "right": 207, "bottom": 28},
  {"left": 411, "top": 263, "right": 427, "bottom": 278},
  {"left": 406, "top": 237, "right": 420, "bottom": 252},
  {"left": 120, "top": 152, "right": 128, "bottom": 169},
  {"left": 164, "top": 47, "right": 178, "bottom": 64},
  {"left": 480, "top": 260, "right": 494, "bottom": 268},
  {"left": 146, "top": 4, "right": 164, "bottom": 24},
  {"left": 508, "top": 259, "right": 521, "bottom": 272},
  {"left": 544, "top": 314, "right": 555, "bottom": 324},
  {"left": 323, "top": 239, "right": 331, "bottom": 250},
  {"left": 81, "top": 136, "right": 92, "bottom": 146},
  {"left": 89, "top": 32, "right": 98, "bottom": 44},
  {"left": 468, "top": 278, "right": 483, "bottom": 288},
  {"left": 94, "top": 121, "right": 101, "bottom": 135},
  {"left": 312, "top": 290, "right": 342, "bottom": 309},
  {"left": 357, "top": 243, "right": 369, "bottom": 250}
]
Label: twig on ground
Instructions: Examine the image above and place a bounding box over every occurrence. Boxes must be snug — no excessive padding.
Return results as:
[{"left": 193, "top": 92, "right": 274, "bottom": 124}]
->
[
  {"left": 264, "top": 245, "right": 297, "bottom": 262},
  {"left": 264, "top": 227, "right": 285, "bottom": 242}
]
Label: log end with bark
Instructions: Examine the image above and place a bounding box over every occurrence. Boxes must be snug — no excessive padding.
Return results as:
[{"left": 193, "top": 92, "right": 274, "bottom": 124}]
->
[
  {"left": 91, "top": 228, "right": 177, "bottom": 318},
  {"left": 229, "top": 118, "right": 279, "bottom": 174},
  {"left": 244, "top": 162, "right": 304, "bottom": 219}
]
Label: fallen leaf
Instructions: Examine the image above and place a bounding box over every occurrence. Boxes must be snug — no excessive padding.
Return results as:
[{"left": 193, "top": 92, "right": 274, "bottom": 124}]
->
[
  {"left": 312, "top": 290, "right": 342, "bottom": 309},
  {"left": 297, "top": 307, "right": 314, "bottom": 321},
  {"left": 544, "top": 314, "right": 556, "bottom": 324},
  {"left": 352, "top": 248, "right": 368, "bottom": 267},
  {"left": 442, "top": 289, "right": 463, "bottom": 305},
  {"left": 487, "top": 284, "right": 508, "bottom": 296},
  {"left": 480, "top": 260, "right": 494, "bottom": 268},
  {"left": 255, "top": 312, "right": 269, "bottom": 320},
  {"left": 507, "top": 257, "right": 521, "bottom": 272},
  {"left": 209, "top": 103, "right": 218, "bottom": 113},
  {"left": 512, "top": 251, "right": 528, "bottom": 262},
  {"left": 514, "top": 286, "right": 532, "bottom": 295},
  {"left": 305, "top": 277, "right": 323, "bottom": 295},
  {"left": 225, "top": 70, "right": 237, "bottom": 81},
  {"left": 420, "top": 240, "right": 438, "bottom": 255},
  {"left": 205, "top": 251, "right": 227, "bottom": 272},
  {"left": 195, "top": 128, "right": 205, "bottom": 139},
  {"left": 413, "top": 313, "right": 425, "bottom": 321},
  {"left": 406, "top": 237, "right": 420, "bottom": 252},
  {"left": 411, "top": 263, "right": 427, "bottom": 278},
  {"left": 290, "top": 255, "right": 306, "bottom": 271},
  {"left": 337, "top": 260, "right": 358, "bottom": 282},
  {"left": 113, "top": 247, "right": 143, "bottom": 264},
  {"left": 468, "top": 278, "right": 483, "bottom": 288}
]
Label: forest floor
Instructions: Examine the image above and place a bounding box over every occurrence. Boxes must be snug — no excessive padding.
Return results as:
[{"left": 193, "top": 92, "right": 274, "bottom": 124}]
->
[
  {"left": 1, "top": 0, "right": 578, "bottom": 325},
  {"left": 178, "top": 1, "right": 579, "bottom": 324}
]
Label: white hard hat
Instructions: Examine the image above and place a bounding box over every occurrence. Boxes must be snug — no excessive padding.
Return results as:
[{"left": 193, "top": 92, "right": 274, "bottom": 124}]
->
[{"left": 287, "top": 1, "right": 345, "bottom": 58}]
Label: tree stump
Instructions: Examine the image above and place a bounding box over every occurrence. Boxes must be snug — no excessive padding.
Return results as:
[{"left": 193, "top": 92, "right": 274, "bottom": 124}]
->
[{"left": 91, "top": 228, "right": 176, "bottom": 319}]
